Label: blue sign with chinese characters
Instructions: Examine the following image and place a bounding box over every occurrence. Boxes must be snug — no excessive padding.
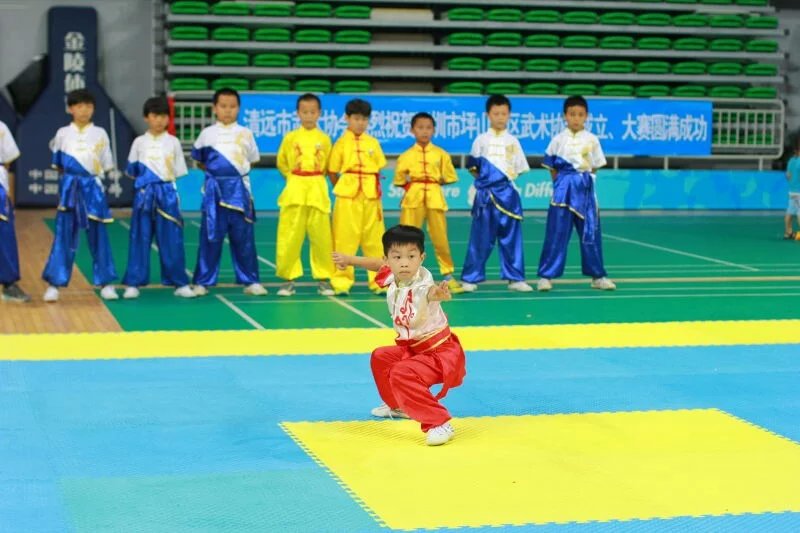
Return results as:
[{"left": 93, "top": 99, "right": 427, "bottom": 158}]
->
[{"left": 240, "top": 94, "right": 712, "bottom": 157}]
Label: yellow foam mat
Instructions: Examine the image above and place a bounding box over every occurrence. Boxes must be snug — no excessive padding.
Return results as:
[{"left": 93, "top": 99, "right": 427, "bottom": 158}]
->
[
  {"left": 3, "top": 319, "right": 800, "bottom": 361},
  {"left": 282, "top": 409, "right": 800, "bottom": 530}
]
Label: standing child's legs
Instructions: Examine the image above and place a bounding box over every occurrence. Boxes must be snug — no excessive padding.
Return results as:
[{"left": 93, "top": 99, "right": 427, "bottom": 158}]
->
[
  {"left": 331, "top": 195, "right": 363, "bottom": 294},
  {"left": 86, "top": 219, "right": 118, "bottom": 286},
  {"left": 154, "top": 214, "right": 190, "bottom": 287},
  {"left": 537, "top": 206, "right": 574, "bottom": 280},
  {"left": 360, "top": 198, "right": 386, "bottom": 292},
  {"left": 226, "top": 211, "right": 260, "bottom": 285},
  {"left": 122, "top": 205, "right": 154, "bottom": 288},
  {"left": 426, "top": 208, "right": 456, "bottom": 277},
  {"left": 306, "top": 206, "right": 334, "bottom": 281},
  {"left": 496, "top": 211, "right": 525, "bottom": 281},
  {"left": 0, "top": 204, "right": 21, "bottom": 287},
  {"left": 461, "top": 206, "right": 497, "bottom": 284},
  {"left": 42, "top": 209, "right": 79, "bottom": 287},
  {"left": 193, "top": 207, "right": 228, "bottom": 287},
  {"left": 573, "top": 212, "right": 607, "bottom": 279},
  {"left": 275, "top": 204, "right": 307, "bottom": 281}
]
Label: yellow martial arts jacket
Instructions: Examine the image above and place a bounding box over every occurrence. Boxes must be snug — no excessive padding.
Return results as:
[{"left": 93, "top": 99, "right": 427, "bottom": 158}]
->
[
  {"left": 328, "top": 130, "right": 386, "bottom": 200},
  {"left": 276, "top": 127, "right": 332, "bottom": 212},
  {"left": 393, "top": 142, "right": 457, "bottom": 210}
]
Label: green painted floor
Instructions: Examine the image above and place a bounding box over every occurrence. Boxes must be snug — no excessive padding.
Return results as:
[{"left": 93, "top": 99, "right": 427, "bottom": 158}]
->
[{"left": 51, "top": 213, "right": 800, "bottom": 331}]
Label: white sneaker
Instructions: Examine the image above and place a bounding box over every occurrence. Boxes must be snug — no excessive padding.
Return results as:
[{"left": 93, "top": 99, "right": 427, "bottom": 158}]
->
[
  {"left": 460, "top": 281, "right": 478, "bottom": 292},
  {"left": 591, "top": 277, "right": 617, "bottom": 291},
  {"left": 317, "top": 281, "right": 335, "bottom": 296},
  {"left": 508, "top": 280, "right": 534, "bottom": 292},
  {"left": 43, "top": 285, "right": 59, "bottom": 303},
  {"left": 537, "top": 278, "right": 552, "bottom": 292},
  {"left": 193, "top": 285, "right": 209, "bottom": 297},
  {"left": 100, "top": 285, "right": 119, "bottom": 300},
  {"left": 277, "top": 281, "right": 295, "bottom": 297},
  {"left": 123, "top": 287, "right": 140, "bottom": 299},
  {"left": 244, "top": 283, "right": 268, "bottom": 296},
  {"left": 426, "top": 422, "right": 455, "bottom": 446},
  {"left": 370, "top": 404, "right": 410, "bottom": 419},
  {"left": 174, "top": 285, "right": 196, "bottom": 298}
]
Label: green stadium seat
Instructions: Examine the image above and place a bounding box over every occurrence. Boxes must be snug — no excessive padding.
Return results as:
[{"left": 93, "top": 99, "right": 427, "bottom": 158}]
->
[
  {"left": 212, "top": 2, "right": 250, "bottom": 16},
  {"left": 486, "top": 58, "right": 522, "bottom": 71},
  {"left": 295, "top": 79, "right": 332, "bottom": 92},
  {"left": 709, "top": 86, "right": 744, "bottom": 98},
  {"left": 562, "top": 83, "right": 598, "bottom": 96},
  {"left": 487, "top": 9, "right": 523, "bottom": 22},
  {"left": 600, "top": 84, "right": 634, "bottom": 96},
  {"left": 524, "top": 59, "right": 560, "bottom": 72},
  {"left": 253, "top": 28, "right": 291, "bottom": 42},
  {"left": 746, "top": 16, "right": 778, "bottom": 29},
  {"left": 170, "top": 26, "right": 208, "bottom": 40},
  {"left": 563, "top": 11, "right": 599, "bottom": 25},
  {"left": 562, "top": 59, "right": 597, "bottom": 72},
  {"left": 211, "top": 52, "right": 249, "bottom": 66},
  {"left": 171, "top": 1, "right": 209, "bottom": 15},
  {"left": 631, "top": 0, "right": 661, "bottom": 2},
  {"left": 295, "top": 54, "right": 332, "bottom": 68},
  {"left": 746, "top": 39, "right": 778, "bottom": 52},
  {"left": 176, "top": 106, "right": 207, "bottom": 118},
  {"left": 335, "top": 30, "right": 371, "bottom": 44},
  {"left": 710, "top": 15, "right": 744, "bottom": 28},
  {"left": 525, "top": 34, "right": 560, "bottom": 48},
  {"left": 600, "top": 36, "right": 635, "bottom": 49},
  {"left": 700, "top": 0, "right": 733, "bottom": 4},
  {"left": 524, "top": 82, "right": 559, "bottom": 95},
  {"left": 487, "top": 32, "right": 522, "bottom": 47},
  {"left": 253, "top": 79, "right": 292, "bottom": 91},
  {"left": 447, "top": 57, "right": 484, "bottom": 70},
  {"left": 334, "top": 80, "right": 371, "bottom": 93},
  {"left": 665, "top": 0, "right": 697, "bottom": 3},
  {"left": 562, "top": 35, "right": 599, "bottom": 48},
  {"left": 178, "top": 126, "right": 203, "bottom": 142},
  {"left": 708, "top": 62, "right": 744, "bottom": 75},
  {"left": 252, "top": 53, "right": 291, "bottom": 67},
  {"left": 253, "top": 4, "right": 292, "bottom": 17},
  {"left": 212, "top": 27, "right": 249, "bottom": 41},
  {"left": 334, "top": 55, "right": 371, "bottom": 69},
  {"left": 212, "top": 78, "right": 249, "bottom": 91},
  {"left": 445, "top": 81, "right": 483, "bottom": 94},
  {"left": 296, "top": 3, "right": 332, "bottom": 17},
  {"left": 170, "top": 78, "right": 209, "bottom": 91},
  {"left": 710, "top": 38, "right": 745, "bottom": 52},
  {"left": 525, "top": 10, "right": 560, "bottom": 23},
  {"left": 295, "top": 29, "right": 332, "bottom": 42},
  {"left": 671, "top": 85, "right": 707, "bottom": 97},
  {"left": 744, "top": 87, "right": 777, "bottom": 98},
  {"left": 673, "top": 14, "right": 708, "bottom": 27},
  {"left": 601, "top": 12, "right": 636, "bottom": 25},
  {"left": 745, "top": 63, "right": 779, "bottom": 76},
  {"left": 672, "top": 62, "right": 707, "bottom": 75},
  {"left": 486, "top": 82, "right": 522, "bottom": 94},
  {"left": 637, "top": 13, "right": 671, "bottom": 26},
  {"left": 636, "top": 85, "right": 671, "bottom": 97},
  {"left": 446, "top": 8, "right": 484, "bottom": 21},
  {"left": 637, "top": 37, "right": 671, "bottom": 50},
  {"left": 446, "top": 33, "right": 484, "bottom": 46},
  {"left": 737, "top": 0, "right": 768, "bottom": 5},
  {"left": 334, "top": 5, "right": 371, "bottom": 19},
  {"left": 600, "top": 60, "right": 635, "bottom": 73},
  {"left": 637, "top": 61, "right": 671, "bottom": 74},
  {"left": 673, "top": 38, "right": 707, "bottom": 51},
  {"left": 170, "top": 51, "right": 209, "bottom": 65}
]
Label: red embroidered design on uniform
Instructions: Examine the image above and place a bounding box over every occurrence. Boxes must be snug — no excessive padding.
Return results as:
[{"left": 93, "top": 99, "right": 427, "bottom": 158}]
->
[{"left": 394, "top": 289, "right": 415, "bottom": 336}]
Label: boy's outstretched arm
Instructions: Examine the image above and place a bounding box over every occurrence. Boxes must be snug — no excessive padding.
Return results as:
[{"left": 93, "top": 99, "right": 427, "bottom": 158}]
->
[
  {"left": 332, "top": 252, "right": 384, "bottom": 272},
  {"left": 427, "top": 280, "right": 452, "bottom": 302}
]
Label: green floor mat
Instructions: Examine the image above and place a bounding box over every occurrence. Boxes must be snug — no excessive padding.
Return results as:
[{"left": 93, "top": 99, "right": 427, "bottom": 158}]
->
[
  {"left": 672, "top": 61, "right": 707, "bottom": 75},
  {"left": 212, "top": 27, "right": 249, "bottom": 41},
  {"left": 562, "top": 59, "right": 598, "bottom": 72},
  {"left": 709, "top": 86, "right": 744, "bottom": 98},
  {"left": 745, "top": 63, "right": 779, "bottom": 76},
  {"left": 170, "top": 26, "right": 209, "bottom": 40},
  {"left": 253, "top": 28, "right": 291, "bottom": 42},
  {"left": 635, "top": 84, "right": 671, "bottom": 97},
  {"left": 212, "top": 2, "right": 250, "bottom": 16},
  {"left": 746, "top": 16, "right": 778, "bottom": 29},
  {"left": 334, "top": 30, "right": 371, "bottom": 44},
  {"left": 708, "top": 62, "right": 744, "bottom": 75},
  {"left": 212, "top": 77, "right": 249, "bottom": 91},
  {"left": 562, "top": 83, "right": 598, "bottom": 96},
  {"left": 600, "top": 84, "right": 634, "bottom": 96},
  {"left": 252, "top": 79, "right": 291, "bottom": 91},
  {"left": 563, "top": 11, "right": 599, "bottom": 24},
  {"left": 637, "top": 13, "right": 671, "bottom": 26},
  {"left": 673, "top": 14, "right": 708, "bottom": 27},
  {"left": 170, "top": 78, "right": 209, "bottom": 91},
  {"left": 525, "top": 34, "right": 560, "bottom": 47},
  {"left": 295, "top": 79, "right": 332, "bottom": 92},
  {"left": 744, "top": 86, "right": 777, "bottom": 98},
  {"left": 601, "top": 12, "right": 636, "bottom": 25},
  {"left": 446, "top": 7, "right": 484, "bottom": 21},
  {"left": 746, "top": 39, "right": 778, "bottom": 52},
  {"left": 525, "top": 10, "right": 560, "bottom": 23},
  {"left": 171, "top": 1, "right": 209, "bottom": 15},
  {"left": 253, "top": 4, "right": 292, "bottom": 17},
  {"left": 671, "top": 85, "right": 707, "bottom": 97},
  {"left": 637, "top": 37, "right": 671, "bottom": 50},
  {"left": 562, "top": 35, "right": 599, "bottom": 48},
  {"left": 295, "top": 3, "right": 332, "bottom": 17},
  {"left": 486, "top": 58, "right": 522, "bottom": 71},
  {"left": 710, "top": 15, "right": 744, "bottom": 28},
  {"left": 334, "top": 80, "right": 371, "bottom": 92},
  {"left": 524, "top": 82, "right": 559, "bottom": 95},
  {"left": 334, "top": 55, "right": 370, "bottom": 68},
  {"left": 446, "top": 57, "right": 484, "bottom": 70},
  {"left": 600, "top": 60, "right": 635, "bottom": 73},
  {"left": 637, "top": 61, "right": 671, "bottom": 74},
  {"left": 600, "top": 36, "right": 635, "bottom": 49},
  {"left": 252, "top": 53, "right": 291, "bottom": 67},
  {"left": 334, "top": 5, "right": 371, "bottom": 19},
  {"left": 169, "top": 51, "right": 209, "bottom": 66},
  {"left": 524, "top": 58, "right": 560, "bottom": 72},
  {"left": 295, "top": 29, "right": 332, "bottom": 42},
  {"left": 673, "top": 38, "right": 708, "bottom": 51},
  {"left": 485, "top": 82, "right": 522, "bottom": 94},
  {"left": 487, "top": 8, "right": 523, "bottom": 22},
  {"left": 295, "top": 54, "right": 332, "bottom": 68},
  {"left": 487, "top": 32, "right": 522, "bottom": 47},
  {"left": 446, "top": 32, "right": 484, "bottom": 46},
  {"left": 211, "top": 52, "right": 249, "bottom": 66},
  {"left": 710, "top": 38, "right": 745, "bottom": 52},
  {"left": 444, "top": 81, "right": 483, "bottom": 94}
]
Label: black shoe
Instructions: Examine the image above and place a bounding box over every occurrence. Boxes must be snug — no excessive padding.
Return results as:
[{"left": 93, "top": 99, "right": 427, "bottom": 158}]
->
[{"left": 2, "top": 283, "right": 31, "bottom": 303}]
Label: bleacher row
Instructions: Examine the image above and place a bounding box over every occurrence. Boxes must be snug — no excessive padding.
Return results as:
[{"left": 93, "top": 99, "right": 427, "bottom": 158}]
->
[{"left": 164, "top": 0, "right": 784, "bottom": 98}]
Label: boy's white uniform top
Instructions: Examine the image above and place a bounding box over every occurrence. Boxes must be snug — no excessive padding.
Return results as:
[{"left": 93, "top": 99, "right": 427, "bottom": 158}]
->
[
  {"left": 127, "top": 132, "right": 188, "bottom": 187},
  {"left": 0, "top": 121, "right": 20, "bottom": 191},
  {"left": 543, "top": 128, "right": 607, "bottom": 176},
  {"left": 381, "top": 266, "right": 449, "bottom": 341},
  {"left": 470, "top": 129, "right": 529, "bottom": 180},
  {"left": 192, "top": 122, "right": 259, "bottom": 187},
  {"left": 51, "top": 123, "right": 114, "bottom": 178}
]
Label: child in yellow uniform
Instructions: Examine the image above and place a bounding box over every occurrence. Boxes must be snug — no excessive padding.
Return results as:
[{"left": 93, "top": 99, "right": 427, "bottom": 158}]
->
[
  {"left": 394, "top": 112, "right": 463, "bottom": 293},
  {"left": 275, "top": 93, "right": 335, "bottom": 296},
  {"left": 328, "top": 98, "right": 387, "bottom": 295}
]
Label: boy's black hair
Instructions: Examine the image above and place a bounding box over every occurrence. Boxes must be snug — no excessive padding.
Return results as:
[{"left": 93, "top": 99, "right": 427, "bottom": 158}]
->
[
  {"left": 143, "top": 96, "right": 170, "bottom": 117},
  {"left": 382, "top": 225, "right": 425, "bottom": 255},
  {"left": 485, "top": 94, "right": 511, "bottom": 113},
  {"left": 297, "top": 92, "right": 321, "bottom": 110},
  {"left": 345, "top": 98, "right": 371, "bottom": 117},
  {"left": 213, "top": 88, "right": 240, "bottom": 105},
  {"left": 563, "top": 95, "right": 589, "bottom": 114},
  {"left": 411, "top": 112, "right": 435, "bottom": 128},
  {"left": 66, "top": 89, "right": 95, "bottom": 107}
]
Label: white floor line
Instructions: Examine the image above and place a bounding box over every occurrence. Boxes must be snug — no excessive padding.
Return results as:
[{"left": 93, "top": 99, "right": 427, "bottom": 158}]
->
[
  {"left": 215, "top": 294, "right": 265, "bottom": 330},
  {"left": 324, "top": 295, "right": 389, "bottom": 328}
]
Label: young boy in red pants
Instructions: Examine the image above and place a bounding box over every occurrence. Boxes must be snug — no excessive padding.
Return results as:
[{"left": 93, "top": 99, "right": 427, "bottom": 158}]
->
[{"left": 333, "top": 224, "right": 466, "bottom": 446}]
